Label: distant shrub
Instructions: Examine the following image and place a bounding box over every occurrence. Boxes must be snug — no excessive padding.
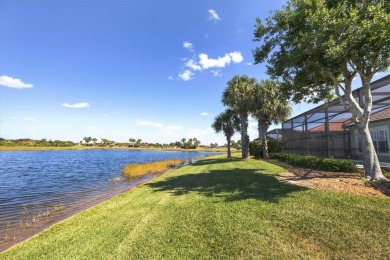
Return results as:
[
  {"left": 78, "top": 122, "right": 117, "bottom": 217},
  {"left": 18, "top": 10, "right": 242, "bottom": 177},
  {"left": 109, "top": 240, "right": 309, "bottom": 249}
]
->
[
  {"left": 122, "top": 159, "right": 184, "bottom": 178},
  {"left": 249, "top": 140, "right": 283, "bottom": 159},
  {"left": 249, "top": 140, "right": 263, "bottom": 158},
  {"left": 270, "top": 153, "right": 357, "bottom": 172}
]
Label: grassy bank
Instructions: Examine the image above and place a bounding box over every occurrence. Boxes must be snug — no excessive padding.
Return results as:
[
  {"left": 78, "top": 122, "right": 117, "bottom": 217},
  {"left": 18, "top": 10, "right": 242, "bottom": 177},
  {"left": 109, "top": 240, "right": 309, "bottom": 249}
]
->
[{"left": 1, "top": 155, "right": 389, "bottom": 259}]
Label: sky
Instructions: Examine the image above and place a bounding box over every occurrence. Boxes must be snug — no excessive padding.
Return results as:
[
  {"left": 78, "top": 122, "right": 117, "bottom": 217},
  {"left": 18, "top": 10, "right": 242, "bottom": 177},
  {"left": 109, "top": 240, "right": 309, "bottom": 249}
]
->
[{"left": 0, "top": 1, "right": 388, "bottom": 145}]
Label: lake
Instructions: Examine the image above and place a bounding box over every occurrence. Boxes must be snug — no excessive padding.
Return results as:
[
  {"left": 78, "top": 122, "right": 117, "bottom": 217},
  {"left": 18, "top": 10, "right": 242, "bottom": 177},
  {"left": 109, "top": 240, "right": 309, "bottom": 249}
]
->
[{"left": 0, "top": 149, "right": 214, "bottom": 248}]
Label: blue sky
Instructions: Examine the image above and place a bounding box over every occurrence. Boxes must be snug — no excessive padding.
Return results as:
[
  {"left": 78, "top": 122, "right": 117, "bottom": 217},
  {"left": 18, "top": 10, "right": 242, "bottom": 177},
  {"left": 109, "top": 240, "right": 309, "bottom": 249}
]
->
[{"left": 0, "top": 1, "right": 386, "bottom": 145}]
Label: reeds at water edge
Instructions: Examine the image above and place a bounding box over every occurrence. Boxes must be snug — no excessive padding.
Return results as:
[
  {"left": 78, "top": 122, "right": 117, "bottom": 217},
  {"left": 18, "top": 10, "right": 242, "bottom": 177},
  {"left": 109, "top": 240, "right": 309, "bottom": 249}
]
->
[{"left": 121, "top": 159, "right": 184, "bottom": 178}]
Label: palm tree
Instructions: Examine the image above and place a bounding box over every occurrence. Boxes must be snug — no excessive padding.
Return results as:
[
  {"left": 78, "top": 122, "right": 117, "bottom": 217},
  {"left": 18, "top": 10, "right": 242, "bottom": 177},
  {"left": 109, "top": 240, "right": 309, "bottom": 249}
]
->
[
  {"left": 251, "top": 80, "right": 292, "bottom": 159},
  {"left": 212, "top": 109, "right": 241, "bottom": 158},
  {"left": 222, "top": 75, "right": 256, "bottom": 159}
]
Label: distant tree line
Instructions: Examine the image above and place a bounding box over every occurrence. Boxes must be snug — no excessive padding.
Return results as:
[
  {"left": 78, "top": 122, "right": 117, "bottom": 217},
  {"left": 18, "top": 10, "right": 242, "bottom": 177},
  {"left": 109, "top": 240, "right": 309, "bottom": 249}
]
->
[{"left": 0, "top": 138, "right": 76, "bottom": 147}]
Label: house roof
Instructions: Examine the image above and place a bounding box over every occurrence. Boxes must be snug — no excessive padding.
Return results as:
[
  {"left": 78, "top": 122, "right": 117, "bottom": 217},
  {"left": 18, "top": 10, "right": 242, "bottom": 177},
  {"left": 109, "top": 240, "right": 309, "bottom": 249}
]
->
[
  {"left": 343, "top": 106, "right": 390, "bottom": 127},
  {"left": 283, "top": 74, "right": 390, "bottom": 131},
  {"left": 308, "top": 118, "right": 349, "bottom": 132},
  {"left": 369, "top": 107, "right": 390, "bottom": 122}
]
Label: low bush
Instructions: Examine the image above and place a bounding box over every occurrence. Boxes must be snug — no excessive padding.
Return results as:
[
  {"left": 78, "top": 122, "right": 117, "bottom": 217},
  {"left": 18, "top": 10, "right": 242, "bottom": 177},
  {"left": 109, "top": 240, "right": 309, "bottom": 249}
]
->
[
  {"left": 249, "top": 140, "right": 262, "bottom": 158},
  {"left": 122, "top": 159, "right": 184, "bottom": 178},
  {"left": 271, "top": 153, "right": 357, "bottom": 172},
  {"left": 249, "top": 139, "right": 283, "bottom": 159}
]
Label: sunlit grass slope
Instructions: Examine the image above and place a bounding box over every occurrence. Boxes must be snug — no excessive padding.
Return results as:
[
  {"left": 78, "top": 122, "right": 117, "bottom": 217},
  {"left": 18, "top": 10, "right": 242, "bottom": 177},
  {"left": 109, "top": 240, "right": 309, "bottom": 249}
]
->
[
  {"left": 1, "top": 155, "right": 389, "bottom": 259},
  {"left": 122, "top": 159, "right": 184, "bottom": 178}
]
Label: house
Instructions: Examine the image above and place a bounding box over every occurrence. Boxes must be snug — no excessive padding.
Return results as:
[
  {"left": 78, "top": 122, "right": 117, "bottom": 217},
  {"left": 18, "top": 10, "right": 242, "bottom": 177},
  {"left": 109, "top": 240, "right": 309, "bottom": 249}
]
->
[
  {"left": 281, "top": 74, "right": 390, "bottom": 161},
  {"left": 345, "top": 107, "right": 390, "bottom": 162}
]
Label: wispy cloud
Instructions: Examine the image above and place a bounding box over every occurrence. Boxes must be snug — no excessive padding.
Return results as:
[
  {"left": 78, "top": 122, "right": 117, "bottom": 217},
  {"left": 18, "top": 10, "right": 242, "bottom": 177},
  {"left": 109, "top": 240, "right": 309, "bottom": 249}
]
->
[
  {"left": 200, "top": 112, "right": 211, "bottom": 116},
  {"left": 168, "top": 75, "right": 174, "bottom": 80},
  {"left": 208, "top": 10, "right": 221, "bottom": 21},
  {"left": 0, "top": 75, "right": 33, "bottom": 89},
  {"left": 185, "top": 59, "right": 202, "bottom": 71},
  {"left": 24, "top": 117, "right": 38, "bottom": 122},
  {"left": 178, "top": 70, "right": 194, "bottom": 81},
  {"left": 136, "top": 119, "right": 164, "bottom": 128},
  {"left": 211, "top": 70, "right": 222, "bottom": 77},
  {"left": 136, "top": 119, "right": 183, "bottom": 138},
  {"left": 61, "top": 102, "right": 90, "bottom": 108},
  {"left": 199, "top": 51, "right": 243, "bottom": 69},
  {"left": 183, "top": 41, "right": 194, "bottom": 52}
]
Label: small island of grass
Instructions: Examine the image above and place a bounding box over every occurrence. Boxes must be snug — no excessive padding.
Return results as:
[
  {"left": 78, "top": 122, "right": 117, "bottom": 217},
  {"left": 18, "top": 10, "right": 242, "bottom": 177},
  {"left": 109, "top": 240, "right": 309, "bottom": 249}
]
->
[{"left": 121, "top": 159, "right": 185, "bottom": 178}]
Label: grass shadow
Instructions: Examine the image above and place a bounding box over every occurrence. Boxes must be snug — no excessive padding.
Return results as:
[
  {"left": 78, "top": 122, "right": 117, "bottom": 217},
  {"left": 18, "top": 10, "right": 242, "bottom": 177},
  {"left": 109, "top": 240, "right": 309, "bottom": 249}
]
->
[{"left": 146, "top": 168, "right": 307, "bottom": 203}]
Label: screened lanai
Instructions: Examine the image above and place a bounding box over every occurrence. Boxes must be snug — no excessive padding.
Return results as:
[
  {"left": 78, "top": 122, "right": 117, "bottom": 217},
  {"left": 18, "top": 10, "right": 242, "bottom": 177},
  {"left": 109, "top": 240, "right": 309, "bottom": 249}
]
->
[{"left": 282, "top": 74, "right": 390, "bottom": 160}]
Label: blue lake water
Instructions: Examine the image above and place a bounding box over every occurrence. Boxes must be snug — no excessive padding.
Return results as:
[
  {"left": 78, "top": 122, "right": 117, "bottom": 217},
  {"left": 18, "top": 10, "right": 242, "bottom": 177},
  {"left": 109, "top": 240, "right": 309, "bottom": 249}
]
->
[{"left": 0, "top": 149, "right": 214, "bottom": 244}]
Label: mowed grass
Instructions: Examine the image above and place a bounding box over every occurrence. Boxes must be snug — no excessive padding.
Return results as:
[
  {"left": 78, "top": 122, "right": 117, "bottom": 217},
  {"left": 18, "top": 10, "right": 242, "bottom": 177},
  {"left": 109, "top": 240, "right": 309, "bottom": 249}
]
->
[
  {"left": 122, "top": 159, "right": 184, "bottom": 178},
  {"left": 1, "top": 154, "right": 389, "bottom": 259}
]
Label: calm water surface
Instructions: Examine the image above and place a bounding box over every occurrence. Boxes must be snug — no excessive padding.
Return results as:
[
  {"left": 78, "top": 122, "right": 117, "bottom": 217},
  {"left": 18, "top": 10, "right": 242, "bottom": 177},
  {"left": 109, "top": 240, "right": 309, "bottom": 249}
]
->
[{"left": 0, "top": 149, "right": 213, "bottom": 243}]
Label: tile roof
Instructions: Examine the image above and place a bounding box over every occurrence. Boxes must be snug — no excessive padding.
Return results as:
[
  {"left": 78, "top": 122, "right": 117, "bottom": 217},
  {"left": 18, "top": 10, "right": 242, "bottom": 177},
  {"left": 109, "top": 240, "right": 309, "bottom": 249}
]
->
[
  {"left": 306, "top": 107, "right": 390, "bottom": 132},
  {"left": 308, "top": 118, "right": 349, "bottom": 132}
]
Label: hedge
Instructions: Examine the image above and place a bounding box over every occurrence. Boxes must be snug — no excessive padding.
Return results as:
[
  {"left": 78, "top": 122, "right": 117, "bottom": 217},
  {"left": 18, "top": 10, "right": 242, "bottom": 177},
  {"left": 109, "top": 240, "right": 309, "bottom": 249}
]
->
[
  {"left": 270, "top": 153, "right": 358, "bottom": 172},
  {"left": 249, "top": 140, "right": 282, "bottom": 159}
]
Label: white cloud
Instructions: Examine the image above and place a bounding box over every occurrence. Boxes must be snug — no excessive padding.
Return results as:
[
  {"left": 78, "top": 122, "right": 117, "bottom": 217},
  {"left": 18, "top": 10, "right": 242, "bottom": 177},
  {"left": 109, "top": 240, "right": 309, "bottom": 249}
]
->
[
  {"left": 211, "top": 70, "right": 222, "bottom": 77},
  {"left": 245, "top": 62, "right": 252, "bottom": 66},
  {"left": 200, "top": 112, "right": 211, "bottom": 116},
  {"left": 198, "top": 51, "right": 243, "bottom": 69},
  {"left": 0, "top": 75, "right": 33, "bottom": 89},
  {"left": 10, "top": 117, "right": 18, "bottom": 120},
  {"left": 183, "top": 41, "right": 194, "bottom": 52},
  {"left": 187, "top": 128, "right": 208, "bottom": 139},
  {"left": 229, "top": 51, "right": 244, "bottom": 63},
  {"left": 24, "top": 117, "right": 38, "bottom": 122},
  {"left": 136, "top": 119, "right": 164, "bottom": 128},
  {"left": 208, "top": 10, "right": 221, "bottom": 21},
  {"left": 61, "top": 102, "right": 90, "bottom": 108},
  {"left": 185, "top": 59, "right": 202, "bottom": 71},
  {"left": 178, "top": 70, "right": 194, "bottom": 81},
  {"left": 168, "top": 75, "right": 174, "bottom": 80},
  {"left": 199, "top": 53, "right": 231, "bottom": 69},
  {"left": 136, "top": 119, "right": 183, "bottom": 139}
]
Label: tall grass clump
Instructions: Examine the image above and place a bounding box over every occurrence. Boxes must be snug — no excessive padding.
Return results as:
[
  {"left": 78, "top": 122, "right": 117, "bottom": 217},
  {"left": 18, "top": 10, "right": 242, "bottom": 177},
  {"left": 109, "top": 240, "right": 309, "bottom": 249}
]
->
[{"left": 121, "top": 159, "right": 184, "bottom": 178}]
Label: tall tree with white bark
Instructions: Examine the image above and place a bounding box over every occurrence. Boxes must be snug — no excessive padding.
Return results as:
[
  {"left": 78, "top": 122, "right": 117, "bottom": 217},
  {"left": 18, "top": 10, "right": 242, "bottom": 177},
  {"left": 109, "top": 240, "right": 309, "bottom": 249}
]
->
[{"left": 253, "top": 0, "right": 389, "bottom": 180}]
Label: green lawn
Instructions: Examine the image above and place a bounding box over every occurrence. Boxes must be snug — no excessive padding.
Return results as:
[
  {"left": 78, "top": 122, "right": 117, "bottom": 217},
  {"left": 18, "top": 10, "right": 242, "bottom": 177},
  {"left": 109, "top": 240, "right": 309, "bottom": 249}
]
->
[{"left": 1, "top": 155, "right": 389, "bottom": 259}]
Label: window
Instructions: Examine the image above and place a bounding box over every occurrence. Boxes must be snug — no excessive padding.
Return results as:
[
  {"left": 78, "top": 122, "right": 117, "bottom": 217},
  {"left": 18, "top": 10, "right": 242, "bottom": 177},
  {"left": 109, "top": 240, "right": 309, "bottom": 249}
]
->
[
  {"left": 371, "top": 128, "right": 389, "bottom": 153},
  {"left": 354, "top": 127, "right": 389, "bottom": 153}
]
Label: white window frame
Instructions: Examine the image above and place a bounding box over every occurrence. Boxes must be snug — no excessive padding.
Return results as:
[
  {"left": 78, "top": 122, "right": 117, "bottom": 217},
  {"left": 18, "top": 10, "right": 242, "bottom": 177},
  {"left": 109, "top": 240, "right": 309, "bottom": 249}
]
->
[{"left": 354, "top": 125, "right": 390, "bottom": 154}]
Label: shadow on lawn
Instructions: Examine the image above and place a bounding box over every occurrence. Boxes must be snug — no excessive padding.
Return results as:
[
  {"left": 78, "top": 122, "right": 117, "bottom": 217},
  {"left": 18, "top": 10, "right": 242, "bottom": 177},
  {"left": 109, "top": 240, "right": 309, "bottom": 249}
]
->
[{"left": 146, "top": 168, "right": 307, "bottom": 203}]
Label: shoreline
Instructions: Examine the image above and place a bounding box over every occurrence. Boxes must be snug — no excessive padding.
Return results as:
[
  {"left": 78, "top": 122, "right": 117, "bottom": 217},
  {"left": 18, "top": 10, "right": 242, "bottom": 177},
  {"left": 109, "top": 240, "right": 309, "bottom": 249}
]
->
[
  {"left": 0, "top": 146, "right": 227, "bottom": 153},
  {"left": 0, "top": 170, "right": 170, "bottom": 253}
]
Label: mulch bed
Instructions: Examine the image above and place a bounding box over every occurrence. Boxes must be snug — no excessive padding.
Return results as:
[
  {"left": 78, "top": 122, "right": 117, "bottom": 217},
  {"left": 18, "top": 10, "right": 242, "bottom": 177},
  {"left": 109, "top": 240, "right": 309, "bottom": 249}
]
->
[{"left": 278, "top": 167, "right": 390, "bottom": 198}]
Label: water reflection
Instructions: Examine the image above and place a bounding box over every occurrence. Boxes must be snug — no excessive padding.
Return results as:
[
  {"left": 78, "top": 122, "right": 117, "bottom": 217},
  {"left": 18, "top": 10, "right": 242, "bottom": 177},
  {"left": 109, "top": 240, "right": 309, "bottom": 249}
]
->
[{"left": 0, "top": 149, "right": 213, "bottom": 246}]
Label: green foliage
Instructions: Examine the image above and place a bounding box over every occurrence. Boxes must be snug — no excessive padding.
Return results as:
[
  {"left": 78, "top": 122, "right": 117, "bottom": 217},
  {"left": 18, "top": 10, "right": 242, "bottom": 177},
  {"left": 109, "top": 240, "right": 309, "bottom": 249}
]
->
[
  {"left": 0, "top": 138, "right": 75, "bottom": 147},
  {"left": 250, "top": 140, "right": 283, "bottom": 159},
  {"left": 172, "top": 138, "right": 202, "bottom": 149},
  {"left": 271, "top": 153, "right": 358, "bottom": 172},
  {"left": 249, "top": 140, "right": 263, "bottom": 159}
]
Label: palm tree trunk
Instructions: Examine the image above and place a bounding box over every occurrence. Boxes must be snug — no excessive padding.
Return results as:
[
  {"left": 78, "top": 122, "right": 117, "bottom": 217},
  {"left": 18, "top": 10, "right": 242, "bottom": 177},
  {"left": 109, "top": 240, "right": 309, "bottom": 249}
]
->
[
  {"left": 261, "top": 121, "right": 270, "bottom": 160},
  {"left": 240, "top": 113, "right": 249, "bottom": 159},
  {"left": 227, "top": 135, "right": 231, "bottom": 158}
]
